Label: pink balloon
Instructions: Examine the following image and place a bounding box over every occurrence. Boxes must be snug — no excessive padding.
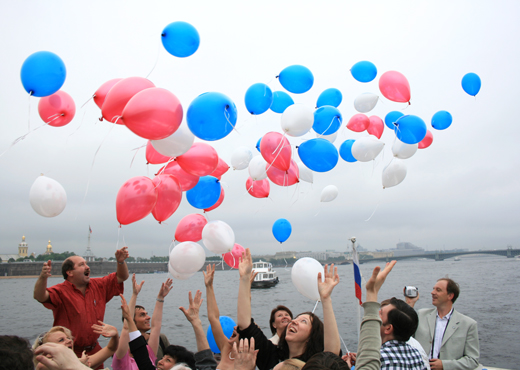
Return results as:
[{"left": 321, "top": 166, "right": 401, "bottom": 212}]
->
[
  {"left": 379, "top": 71, "right": 411, "bottom": 103},
  {"left": 151, "top": 174, "right": 182, "bottom": 223},
  {"left": 246, "top": 177, "right": 270, "bottom": 198},
  {"left": 93, "top": 78, "right": 122, "bottom": 110},
  {"left": 176, "top": 142, "right": 219, "bottom": 177},
  {"left": 101, "top": 77, "right": 155, "bottom": 124},
  {"left": 210, "top": 157, "right": 230, "bottom": 180},
  {"left": 175, "top": 213, "right": 207, "bottom": 242},
  {"left": 146, "top": 141, "right": 172, "bottom": 164},
  {"left": 223, "top": 243, "right": 245, "bottom": 269},
  {"left": 204, "top": 187, "right": 225, "bottom": 212},
  {"left": 266, "top": 159, "right": 299, "bottom": 186},
  {"left": 122, "top": 88, "right": 183, "bottom": 140},
  {"left": 260, "top": 132, "right": 292, "bottom": 171},
  {"left": 347, "top": 114, "right": 370, "bottom": 132},
  {"left": 418, "top": 130, "right": 433, "bottom": 149},
  {"left": 38, "top": 91, "right": 76, "bottom": 127},
  {"left": 158, "top": 161, "right": 199, "bottom": 191},
  {"left": 366, "top": 115, "right": 384, "bottom": 139},
  {"left": 116, "top": 176, "right": 157, "bottom": 225}
]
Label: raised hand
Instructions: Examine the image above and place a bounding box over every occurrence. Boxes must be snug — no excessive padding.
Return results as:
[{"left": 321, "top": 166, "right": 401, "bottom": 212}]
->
[
  {"left": 179, "top": 290, "right": 203, "bottom": 323},
  {"left": 366, "top": 260, "right": 396, "bottom": 302},
  {"left": 203, "top": 264, "right": 215, "bottom": 287},
  {"left": 232, "top": 338, "right": 258, "bottom": 370},
  {"left": 40, "top": 260, "right": 52, "bottom": 278},
  {"left": 238, "top": 248, "right": 253, "bottom": 278},
  {"left": 158, "top": 278, "right": 173, "bottom": 299},
  {"left": 115, "top": 246, "right": 129, "bottom": 263},
  {"left": 92, "top": 321, "right": 118, "bottom": 338},
  {"left": 403, "top": 287, "right": 420, "bottom": 308},
  {"left": 318, "top": 264, "right": 340, "bottom": 300},
  {"left": 132, "top": 273, "right": 145, "bottom": 295},
  {"left": 249, "top": 270, "right": 259, "bottom": 285},
  {"left": 120, "top": 294, "right": 132, "bottom": 322}
]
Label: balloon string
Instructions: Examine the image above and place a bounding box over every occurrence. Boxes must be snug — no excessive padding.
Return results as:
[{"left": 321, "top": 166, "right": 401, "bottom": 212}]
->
[
  {"left": 67, "top": 109, "right": 88, "bottom": 140},
  {"left": 81, "top": 95, "right": 94, "bottom": 109},
  {"left": 230, "top": 252, "right": 236, "bottom": 270},
  {"left": 130, "top": 143, "right": 146, "bottom": 168},
  {"left": 339, "top": 334, "right": 350, "bottom": 356},
  {"left": 146, "top": 36, "right": 162, "bottom": 79},
  {"left": 224, "top": 107, "right": 240, "bottom": 134},
  {"left": 311, "top": 300, "right": 319, "bottom": 314},
  {"left": 316, "top": 116, "right": 338, "bottom": 139},
  {"left": 271, "top": 132, "right": 286, "bottom": 155},
  {"left": 364, "top": 201, "right": 380, "bottom": 222},
  {"left": 0, "top": 121, "right": 51, "bottom": 159},
  {"left": 28, "top": 91, "right": 33, "bottom": 132}
]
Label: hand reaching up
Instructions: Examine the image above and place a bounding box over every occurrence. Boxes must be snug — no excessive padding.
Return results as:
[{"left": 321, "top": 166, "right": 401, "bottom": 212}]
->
[
  {"left": 132, "top": 273, "right": 145, "bottom": 296},
  {"left": 179, "top": 290, "right": 203, "bottom": 323},
  {"left": 238, "top": 248, "right": 253, "bottom": 278},
  {"left": 204, "top": 264, "right": 215, "bottom": 287},
  {"left": 158, "top": 278, "right": 173, "bottom": 299},
  {"left": 366, "top": 260, "right": 396, "bottom": 302},
  {"left": 318, "top": 264, "right": 340, "bottom": 300}
]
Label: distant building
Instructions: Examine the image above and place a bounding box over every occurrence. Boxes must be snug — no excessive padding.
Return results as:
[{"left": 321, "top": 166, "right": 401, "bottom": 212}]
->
[
  {"left": 83, "top": 245, "right": 96, "bottom": 262},
  {"left": 0, "top": 236, "right": 35, "bottom": 263},
  {"left": 43, "top": 240, "right": 54, "bottom": 255}
]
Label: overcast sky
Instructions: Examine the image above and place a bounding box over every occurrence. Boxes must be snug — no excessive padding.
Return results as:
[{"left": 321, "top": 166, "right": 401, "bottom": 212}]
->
[{"left": 1, "top": 1, "right": 519, "bottom": 258}]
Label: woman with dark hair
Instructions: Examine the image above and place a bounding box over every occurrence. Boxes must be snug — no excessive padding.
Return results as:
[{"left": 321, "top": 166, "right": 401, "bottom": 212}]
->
[{"left": 268, "top": 305, "right": 293, "bottom": 345}]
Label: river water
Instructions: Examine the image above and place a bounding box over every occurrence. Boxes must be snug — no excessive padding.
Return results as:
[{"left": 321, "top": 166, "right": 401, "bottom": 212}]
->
[{"left": 0, "top": 256, "right": 518, "bottom": 368}]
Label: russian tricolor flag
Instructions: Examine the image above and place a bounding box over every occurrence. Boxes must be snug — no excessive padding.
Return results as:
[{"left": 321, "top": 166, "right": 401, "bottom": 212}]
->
[{"left": 352, "top": 244, "right": 362, "bottom": 305}]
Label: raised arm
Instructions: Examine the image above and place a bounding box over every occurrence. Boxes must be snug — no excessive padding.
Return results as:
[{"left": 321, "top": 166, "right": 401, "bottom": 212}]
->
[
  {"left": 115, "top": 246, "right": 130, "bottom": 283},
  {"left": 404, "top": 288, "right": 420, "bottom": 308},
  {"left": 237, "top": 248, "right": 253, "bottom": 330},
  {"left": 180, "top": 290, "right": 209, "bottom": 351},
  {"left": 115, "top": 274, "right": 144, "bottom": 359},
  {"left": 318, "top": 264, "right": 341, "bottom": 355},
  {"left": 148, "top": 278, "right": 173, "bottom": 356},
  {"left": 33, "top": 260, "right": 52, "bottom": 303},
  {"left": 88, "top": 321, "right": 119, "bottom": 369},
  {"left": 203, "top": 264, "right": 229, "bottom": 352}
]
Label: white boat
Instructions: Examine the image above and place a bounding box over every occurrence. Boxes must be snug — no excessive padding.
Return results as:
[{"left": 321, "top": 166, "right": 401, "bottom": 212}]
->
[
  {"left": 251, "top": 260, "right": 279, "bottom": 288},
  {"left": 454, "top": 257, "right": 461, "bottom": 261}
]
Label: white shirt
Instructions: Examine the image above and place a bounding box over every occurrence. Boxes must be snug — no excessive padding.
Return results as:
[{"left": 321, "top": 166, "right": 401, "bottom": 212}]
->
[
  {"left": 408, "top": 336, "right": 430, "bottom": 370},
  {"left": 431, "top": 308, "right": 453, "bottom": 359}
]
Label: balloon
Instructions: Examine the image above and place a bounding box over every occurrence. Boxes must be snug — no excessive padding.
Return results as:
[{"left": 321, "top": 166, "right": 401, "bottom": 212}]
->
[
  {"left": 151, "top": 122, "right": 194, "bottom": 158},
  {"left": 418, "top": 130, "right": 433, "bottom": 149},
  {"left": 366, "top": 115, "right": 384, "bottom": 139},
  {"left": 298, "top": 138, "right": 339, "bottom": 172},
  {"left": 351, "top": 135, "right": 384, "bottom": 162},
  {"left": 317, "top": 131, "right": 338, "bottom": 144},
  {"left": 161, "top": 21, "right": 200, "bottom": 58},
  {"left": 176, "top": 142, "right": 219, "bottom": 177},
  {"left": 339, "top": 139, "right": 357, "bottom": 163},
  {"left": 175, "top": 213, "right": 207, "bottom": 242},
  {"left": 116, "top": 176, "right": 157, "bottom": 225},
  {"left": 382, "top": 159, "right": 407, "bottom": 189},
  {"left": 392, "top": 138, "right": 418, "bottom": 159},
  {"left": 186, "top": 176, "right": 221, "bottom": 209},
  {"left": 223, "top": 243, "right": 245, "bottom": 269},
  {"left": 278, "top": 65, "right": 314, "bottom": 94},
  {"left": 29, "top": 175, "right": 67, "bottom": 217},
  {"left": 320, "top": 185, "right": 338, "bottom": 202},
  {"left": 431, "top": 111, "right": 452, "bottom": 130},
  {"left": 231, "top": 146, "right": 253, "bottom": 170},
  {"left": 255, "top": 137, "right": 262, "bottom": 152},
  {"left": 170, "top": 241, "right": 205, "bottom": 274},
  {"left": 210, "top": 157, "right": 230, "bottom": 180},
  {"left": 313, "top": 106, "right": 342, "bottom": 135},
  {"left": 272, "top": 219, "right": 292, "bottom": 243},
  {"left": 248, "top": 156, "right": 268, "bottom": 181},
  {"left": 270, "top": 91, "right": 294, "bottom": 113},
  {"left": 266, "top": 159, "right": 299, "bottom": 187},
  {"left": 384, "top": 111, "right": 404, "bottom": 130},
  {"left": 246, "top": 177, "right": 270, "bottom": 198},
  {"left": 102, "top": 77, "right": 155, "bottom": 124},
  {"left": 202, "top": 220, "right": 235, "bottom": 254},
  {"left": 207, "top": 316, "right": 236, "bottom": 353},
  {"left": 151, "top": 174, "right": 182, "bottom": 223},
  {"left": 168, "top": 262, "right": 195, "bottom": 280},
  {"left": 187, "top": 92, "right": 237, "bottom": 141},
  {"left": 204, "top": 187, "right": 225, "bottom": 212},
  {"left": 379, "top": 71, "right": 411, "bottom": 103},
  {"left": 297, "top": 162, "right": 313, "bottom": 183},
  {"left": 244, "top": 83, "right": 273, "bottom": 115},
  {"left": 316, "top": 88, "right": 342, "bottom": 108},
  {"left": 461, "top": 73, "right": 481, "bottom": 96},
  {"left": 146, "top": 141, "right": 172, "bottom": 165},
  {"left": 354, "top": 93, "right": 379, "bottom": 113},
  {"left": 159, "top": 161, "right": 199, "bottom": 191},
  {"left": 291, "top": 257, "right": 324, "bottom": 301},
  {"left": 394, "top": 115, "right": 427, "bottom": 144},
  {"left": 38, "top": 91, "right": 76, "bottom": 127},
  {"left": 347, "top": 114, "right": 370, "bottom": 132},
  {"left": 281, "top": 104, "right": 314, "bottom": 137},
  {"left": 350, "top": 61, "right": 377, "bottom": 83},
  {"left": 20, "top": 51, "right": 66, "bottom": 97},
  {"left": 260, "top": 132, "right": 292, "bottom": 171},
  {"left": 93, "top": 78, "right": 122, "bottom": 110}
]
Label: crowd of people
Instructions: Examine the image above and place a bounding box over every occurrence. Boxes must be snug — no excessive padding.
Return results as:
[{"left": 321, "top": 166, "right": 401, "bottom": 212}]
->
[{"left": 0, "top": 247, "right": 481, "bottom": 370}]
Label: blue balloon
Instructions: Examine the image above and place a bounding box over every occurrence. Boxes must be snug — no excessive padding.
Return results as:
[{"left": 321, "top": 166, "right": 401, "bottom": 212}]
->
[
  {"left": 339, "top": 139, "right": 357, "bottom": 163},
  {"left": 298, "top": 138, "right": 338, "bottom": 172},
  {"left": 20, "top": 51, "right": 66, "bottom": 97},
  {"left": 270, "top": 91, "right": 294, "bottom": 113},
  {"left": 278, "top": 65, "right": 314, "bottom": 94},
  {"left": 244, "top": 83, "right": 273, "bottom": 115},
  {"left": 187, "top": 92, "right": 237, "bottom": 141},
  {"left": 461, "top": 73, "right": 481, "bottom": 96},
  {"left": 207, "top": 316, "right": 236, "bottom": 354},
  {"left": 316, "top": 88, "right": 342, "bottom": 108},
  {"left": 161, "top": 21, "right": 200, "bottom": 58},
  {"left": 186, "top": 176, "right": 221, "bottom": 209},
  {"left": 313, "top": 106, "right": 342, "bottom": 135},
  {"left": 431, "top": 111, "right": 453, "bottom": 130},
  {"left": 394, "top": 115, "right": 427, "bottom": 144},
  {"left": 350, "top": 61, "right": 377, "bottom": 83},
  {"left": 255, "top": 137, "right": 262, "bottom": 152},
  {"left": 384, "top": 111, "right": 404, "bottom": 130},
  {"left": 272, "top": 218, "right": 292, "bottom": 243}
]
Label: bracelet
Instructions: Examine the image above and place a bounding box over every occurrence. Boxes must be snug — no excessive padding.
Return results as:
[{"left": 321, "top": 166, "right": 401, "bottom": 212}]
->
[
  {"left": 118, "top": 261, "right": 125, "bottom": 265},
  {"left": 156, "top": 298, "right": 164, "bottom": 302}
]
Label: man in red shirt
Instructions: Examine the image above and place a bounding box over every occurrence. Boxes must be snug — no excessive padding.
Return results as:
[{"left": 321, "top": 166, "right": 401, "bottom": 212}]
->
[{"left": 33, "top": 247, "right": 130, "bottom": 363}]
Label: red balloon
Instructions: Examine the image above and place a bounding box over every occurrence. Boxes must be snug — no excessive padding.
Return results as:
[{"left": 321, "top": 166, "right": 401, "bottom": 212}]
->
[
  {"left": 122, "top": 88, "right": 183, "bottom": 140},
  {"left": 151, "top": 174, "right": 182, "bottom": 223},
  {"left": 93, "top": 78, "right": 122, "bottom": 110},
  {"left": 418, "top": 130, "right": 433, "bottom": 149},
  {"left": 116, "top": 176, "right": 157, "bottom": 225},
  {"left": 210, "top": 157, "right": 230, "bottom": 180},
  {"left": 246, "top": 177, "right": 270, "bottom": 198},
  {"left": 223, "top": 243, "right": 245, "bottom": 269},
  {"left": 266, "top": 159, "right": 299, "bottom": 186},
  {"left": 176, "top": 142, "right": 219, "bottom": 177},
  {"left": 158, "top": 161, "right": 199, "bottom": 191},
  {"left": 379, "top": 71, "right": 411, "bottom": 103},
  {"left": 204, "top": 187, "right": 225, "bottom": 212},
  {"left": 366, "top": 115, "right": 384, "bottom": 139},
  {"left": 101, "top": 77, "right": 155, "bottom": 124},
  {"left": 146, "top": 141, "right": 172, "bottom": 164},
  {"left": 260, "top": 132, "right": 292, "bottom": 171},
  {"left": 175, "top": 213, "right": 207, "bottom": 242},
  {"left": 38, "top": 91, "right": 76, "bottom": 127},
  {"left": 347, "top": 114, "right": 370, "bottom": 132}
]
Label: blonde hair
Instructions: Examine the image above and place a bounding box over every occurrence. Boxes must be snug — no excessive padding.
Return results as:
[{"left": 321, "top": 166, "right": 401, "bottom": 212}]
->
[
  {"left": 277, "top": 358, "right": 306, "bottom": 370},
  {"left": 32, "top": 326, "right": 74, "bottom": 366}
]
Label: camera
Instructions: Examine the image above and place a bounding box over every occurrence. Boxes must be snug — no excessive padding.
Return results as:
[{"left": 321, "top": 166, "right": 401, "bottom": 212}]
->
[{"left": 404, "top": 286, "right": 418, "bottom": 298}]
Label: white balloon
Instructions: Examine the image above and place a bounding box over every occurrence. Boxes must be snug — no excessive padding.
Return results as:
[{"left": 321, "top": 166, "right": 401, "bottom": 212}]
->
[
  {"left": 168, "top": 261, "right": 195, "bottom": 280},
  {"left": 169, "top": 241, "right": 206, "bottom": 274},
  {"left": 320, "top": 185, "right": 338, "bottom": 202},
  {"left": 316, "top": 131, "right": 337, "bottom": 144},
  {"left": 202, "top": 220, "right": 235, "bottom": 254},
  {"left": 391, "top": 138, "right": 418, "bottom": 159},
  {"left": 29, "top": 175, "right": 67, "bottom": 217},
  {"left": 297, "top": 162, "right": 313, "bottom": 183},
  {"left": 354, "top": 93, "right": 379, "bottom": 113},
  {"left": 151, "top": 123, "right": 194, "bottom": 158},
  {"left": 231, "top": 146, "right": 253, "bottom": 170},
  {"left": 281, "top": 104, "right": 314, "bottom": 137},
  {"left": 382, "top": 159, "right": 407, "bottom": 189},
  {"left": 291, "top": 257, "right": 324, "bottom": 301},
  {"left": 248, "top": 155, "right": 268, "bottom": 181},
  {"left": 351, "top": 135, "right": 385, "bottom": 162}
]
